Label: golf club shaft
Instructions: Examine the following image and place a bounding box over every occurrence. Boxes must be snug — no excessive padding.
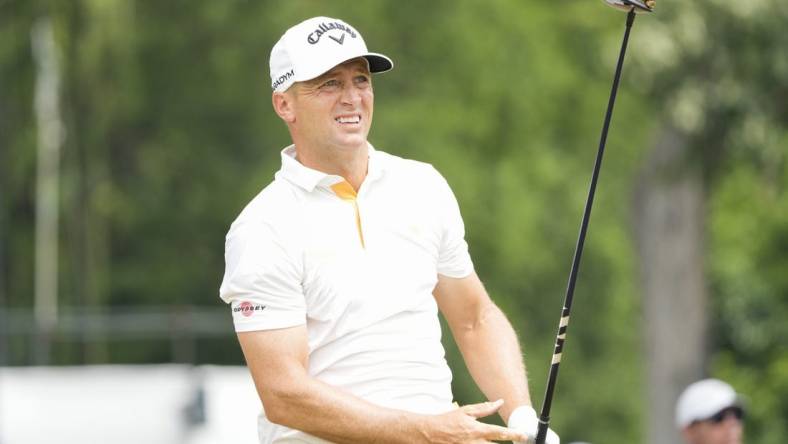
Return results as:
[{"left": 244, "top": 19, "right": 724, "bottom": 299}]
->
[{"left": 534, "top": 9, "right": 637, "bottom": 444}]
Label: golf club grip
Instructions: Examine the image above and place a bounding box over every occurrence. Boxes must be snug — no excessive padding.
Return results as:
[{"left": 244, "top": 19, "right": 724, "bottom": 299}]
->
[
  {"left": 535, "top": 414, "right": 551, "bottom": 443},
  {"left": 534, "top": 9, "right": 637, "bottom": 444}
]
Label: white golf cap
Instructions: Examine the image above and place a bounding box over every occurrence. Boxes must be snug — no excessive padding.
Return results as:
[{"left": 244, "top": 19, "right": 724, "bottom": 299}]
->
[
  {"left": 269, "top": 16, "right": 393, "bottom": 92},
  {"left": 675, "top": 379, "right": 742, "bottom": 428}
]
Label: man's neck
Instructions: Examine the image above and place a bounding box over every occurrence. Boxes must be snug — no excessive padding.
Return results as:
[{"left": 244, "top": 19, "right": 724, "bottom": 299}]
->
[{"left": 294, "top": 142, "right": 369, "bottom": 191}]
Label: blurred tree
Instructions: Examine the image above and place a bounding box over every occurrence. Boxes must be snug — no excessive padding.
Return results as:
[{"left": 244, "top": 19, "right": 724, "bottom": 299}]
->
[{"left": 629, "top": 1, "right": 788, "bottom": 443}]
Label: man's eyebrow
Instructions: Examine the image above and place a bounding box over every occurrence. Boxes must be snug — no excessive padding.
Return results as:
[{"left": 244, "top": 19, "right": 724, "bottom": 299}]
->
[{"left": 316, "top": 70, "right": 368, "bottom": 82}]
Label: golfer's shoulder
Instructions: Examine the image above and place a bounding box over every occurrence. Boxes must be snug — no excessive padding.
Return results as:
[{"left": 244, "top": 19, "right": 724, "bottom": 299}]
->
[
  {"left": 227, "top": 180, "right": 301, "bottom": 238},
  {"left": 250, "top": 179, "right": 301, "bottom": 212},
  {"left": 377, "top": 149, "right": 447, "bottom": 185}
]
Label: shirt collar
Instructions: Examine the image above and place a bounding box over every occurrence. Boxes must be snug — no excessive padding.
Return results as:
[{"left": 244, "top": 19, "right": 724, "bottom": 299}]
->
[{"left": 276, "top": 143, "right": 385, "bottom": 192}]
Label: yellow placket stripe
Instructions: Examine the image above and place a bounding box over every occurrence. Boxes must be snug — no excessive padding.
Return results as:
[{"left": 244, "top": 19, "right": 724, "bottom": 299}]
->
[{"left": 330, "top": 181, "right": 366, "bottom": 249}]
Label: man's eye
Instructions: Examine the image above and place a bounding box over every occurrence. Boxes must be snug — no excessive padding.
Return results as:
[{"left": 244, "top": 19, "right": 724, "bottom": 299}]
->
[
  {"left": 321, "top": 79, "right": 340, "bottom": 88},
  {"left": 355, "top": 76, "right": 370, "bottom": 85}
]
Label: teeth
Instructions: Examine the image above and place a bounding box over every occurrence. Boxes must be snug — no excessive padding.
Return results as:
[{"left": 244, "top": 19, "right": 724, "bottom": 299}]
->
[{"left": 336, "top": 116, "right": 360, "bottom": 124}]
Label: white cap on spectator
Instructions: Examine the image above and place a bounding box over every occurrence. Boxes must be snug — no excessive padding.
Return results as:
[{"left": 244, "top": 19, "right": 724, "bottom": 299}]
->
[{"left": 675, "top": 378, "right": 741, "bottom": 428}]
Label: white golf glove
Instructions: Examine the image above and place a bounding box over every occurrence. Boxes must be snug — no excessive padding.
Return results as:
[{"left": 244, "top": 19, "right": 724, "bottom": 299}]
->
[{"left": 507, "top": 405, "right": 560, "bottom": 444}]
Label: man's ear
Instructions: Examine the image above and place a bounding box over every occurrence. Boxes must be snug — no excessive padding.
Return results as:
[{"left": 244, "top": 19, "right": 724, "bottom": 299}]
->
[{"left": 272, "top": 91, "right": 296, "bottom": 123}]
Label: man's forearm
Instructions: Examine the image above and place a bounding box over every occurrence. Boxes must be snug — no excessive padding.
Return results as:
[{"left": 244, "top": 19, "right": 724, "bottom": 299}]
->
[
  {"left": 452, "top": 302, "right": 532, "bottom": 423},
  {"left": 238, "top": 310, "right": 530, "bottom": 443},
  {"left": 263, "top": 373, "right": 424, "bottom": 444},
  {"left": 260, "top": 372, "right": 528, "bottom": 444}
]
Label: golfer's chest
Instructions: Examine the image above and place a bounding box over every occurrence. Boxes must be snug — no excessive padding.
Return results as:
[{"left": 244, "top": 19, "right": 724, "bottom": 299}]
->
[
  {"left": 299, "top": 197, "right": 441, "bottom": 319},
  {"left": 301, "top": 191, "right": 441, "bottom": 261}
]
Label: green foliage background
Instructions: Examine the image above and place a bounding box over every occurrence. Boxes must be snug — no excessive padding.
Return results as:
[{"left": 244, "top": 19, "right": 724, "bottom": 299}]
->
[{"left": 1, "top": 1, "right": 786, "bottom": 443}]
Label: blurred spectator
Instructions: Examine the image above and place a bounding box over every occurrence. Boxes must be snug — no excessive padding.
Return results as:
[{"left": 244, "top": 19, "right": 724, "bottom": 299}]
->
[{"left": 675, "top": 379, "right": 744, "bottom": 444}]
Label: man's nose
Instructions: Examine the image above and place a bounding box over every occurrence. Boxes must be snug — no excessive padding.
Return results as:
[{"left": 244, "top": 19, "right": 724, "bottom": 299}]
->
[{"left": 340, "top": 84, "right": 361, "bottom": 105}]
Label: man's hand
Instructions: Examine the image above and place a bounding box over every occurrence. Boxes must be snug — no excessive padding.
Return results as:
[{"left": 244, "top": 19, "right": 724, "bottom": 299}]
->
[
  {"left": 507, "top": 405, "right": 560, "bottom": 444},
  {"left": 417, "top": 399, "right": 529, "bottom": 444}
]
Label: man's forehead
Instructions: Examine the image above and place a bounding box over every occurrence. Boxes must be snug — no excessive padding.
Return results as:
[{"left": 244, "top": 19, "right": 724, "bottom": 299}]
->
[
  {"left": 323, "top": 58, "right": 370, "bottom": 76},
  {"left": 288, "top": 58, "right": 370, "bottom": 92}
]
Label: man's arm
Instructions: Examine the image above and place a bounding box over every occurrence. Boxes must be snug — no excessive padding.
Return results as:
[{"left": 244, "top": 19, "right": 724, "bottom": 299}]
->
[
  {"left": 433, "top": 271, "right": 532, "bottom": 424},
  {"left": 237, "top": 325, "right": 529, "bottom": 444}
]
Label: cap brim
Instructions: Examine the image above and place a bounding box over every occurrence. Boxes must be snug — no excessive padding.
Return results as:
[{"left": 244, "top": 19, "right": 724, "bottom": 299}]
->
[
  {"left": 364, "top": 53, "right": 393, "bottom": 74},
  {"left": 282, "top": 53, "right": 395, "bottom": 92}
]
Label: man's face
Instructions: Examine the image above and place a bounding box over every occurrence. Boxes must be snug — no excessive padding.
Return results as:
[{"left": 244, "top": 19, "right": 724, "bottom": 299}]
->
[
  {"left": 287, "top": 58, "right": 374, "bottom": 154},
  {"left": 682, "top": 408, "right": 743, "bottom": 444}
]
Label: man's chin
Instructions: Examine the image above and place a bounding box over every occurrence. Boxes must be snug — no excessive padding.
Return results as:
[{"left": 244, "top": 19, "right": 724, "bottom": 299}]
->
[{"left": 333, "top": 134, "right": 369, "bottom": 150}]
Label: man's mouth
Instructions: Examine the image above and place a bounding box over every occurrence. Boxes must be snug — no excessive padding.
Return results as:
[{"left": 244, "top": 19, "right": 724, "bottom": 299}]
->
[{"left": 335, "top": 115, "right": 361, "bottom": 124}]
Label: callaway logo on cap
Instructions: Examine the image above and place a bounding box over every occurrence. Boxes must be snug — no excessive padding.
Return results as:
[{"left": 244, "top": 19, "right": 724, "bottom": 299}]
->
[{"left": 269, "top": 16, "right": 394, "bottom": 92}]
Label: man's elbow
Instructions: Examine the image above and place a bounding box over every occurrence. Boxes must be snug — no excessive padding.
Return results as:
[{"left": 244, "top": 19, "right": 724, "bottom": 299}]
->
[
  {"left": 460, "top": 301, "right": 502, "bottom": 334},
  {"left": 260, "top": 384, "right": 305, "bottom": 426},
  {"left": 263, "top": 403, "right": 289, "bottom": 426}
]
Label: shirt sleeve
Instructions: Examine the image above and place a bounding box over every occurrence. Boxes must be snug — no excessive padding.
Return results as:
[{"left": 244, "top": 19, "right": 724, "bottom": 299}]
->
[
  {"left": 219, "top": 216, "right": 306, "bottom": 332},
  {"left": 432, "top": 167, "right": 475, "bottom": 278}
]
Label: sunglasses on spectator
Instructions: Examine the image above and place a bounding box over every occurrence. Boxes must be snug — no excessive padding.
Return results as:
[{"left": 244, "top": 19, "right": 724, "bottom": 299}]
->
[{"left": 704, "top": 406, "right": 744, "bottom": 425}]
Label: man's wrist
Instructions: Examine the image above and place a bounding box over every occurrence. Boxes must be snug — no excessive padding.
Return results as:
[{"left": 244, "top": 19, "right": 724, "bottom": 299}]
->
[
  {"left": 507, "top": 405, "right": 537, "bottom": 428},
  {"left": 508, "top": 406, "right": 561, "bottom": 444},
  {"left": 397, "top": 410, "right": 430, "bottom": 444}
]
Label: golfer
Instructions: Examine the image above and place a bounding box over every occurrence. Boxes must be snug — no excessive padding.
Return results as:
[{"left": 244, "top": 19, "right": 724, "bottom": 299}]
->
[
  {"left": 675, "top": 379, "right": 745, "bottom": 444},
  {"left": 220, "top": 16, "right": 559, "bottom": 444}
]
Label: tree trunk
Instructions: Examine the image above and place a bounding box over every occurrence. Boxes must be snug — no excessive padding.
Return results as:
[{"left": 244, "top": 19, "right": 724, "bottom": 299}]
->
[{"left": 634, "top": 124, "right": 707, "bottom": 444}]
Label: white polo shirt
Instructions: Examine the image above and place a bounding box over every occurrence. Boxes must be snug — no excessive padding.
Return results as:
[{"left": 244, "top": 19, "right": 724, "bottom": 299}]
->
[{"left": 219, "top": 144, "right": 474, "bottom": 443}]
